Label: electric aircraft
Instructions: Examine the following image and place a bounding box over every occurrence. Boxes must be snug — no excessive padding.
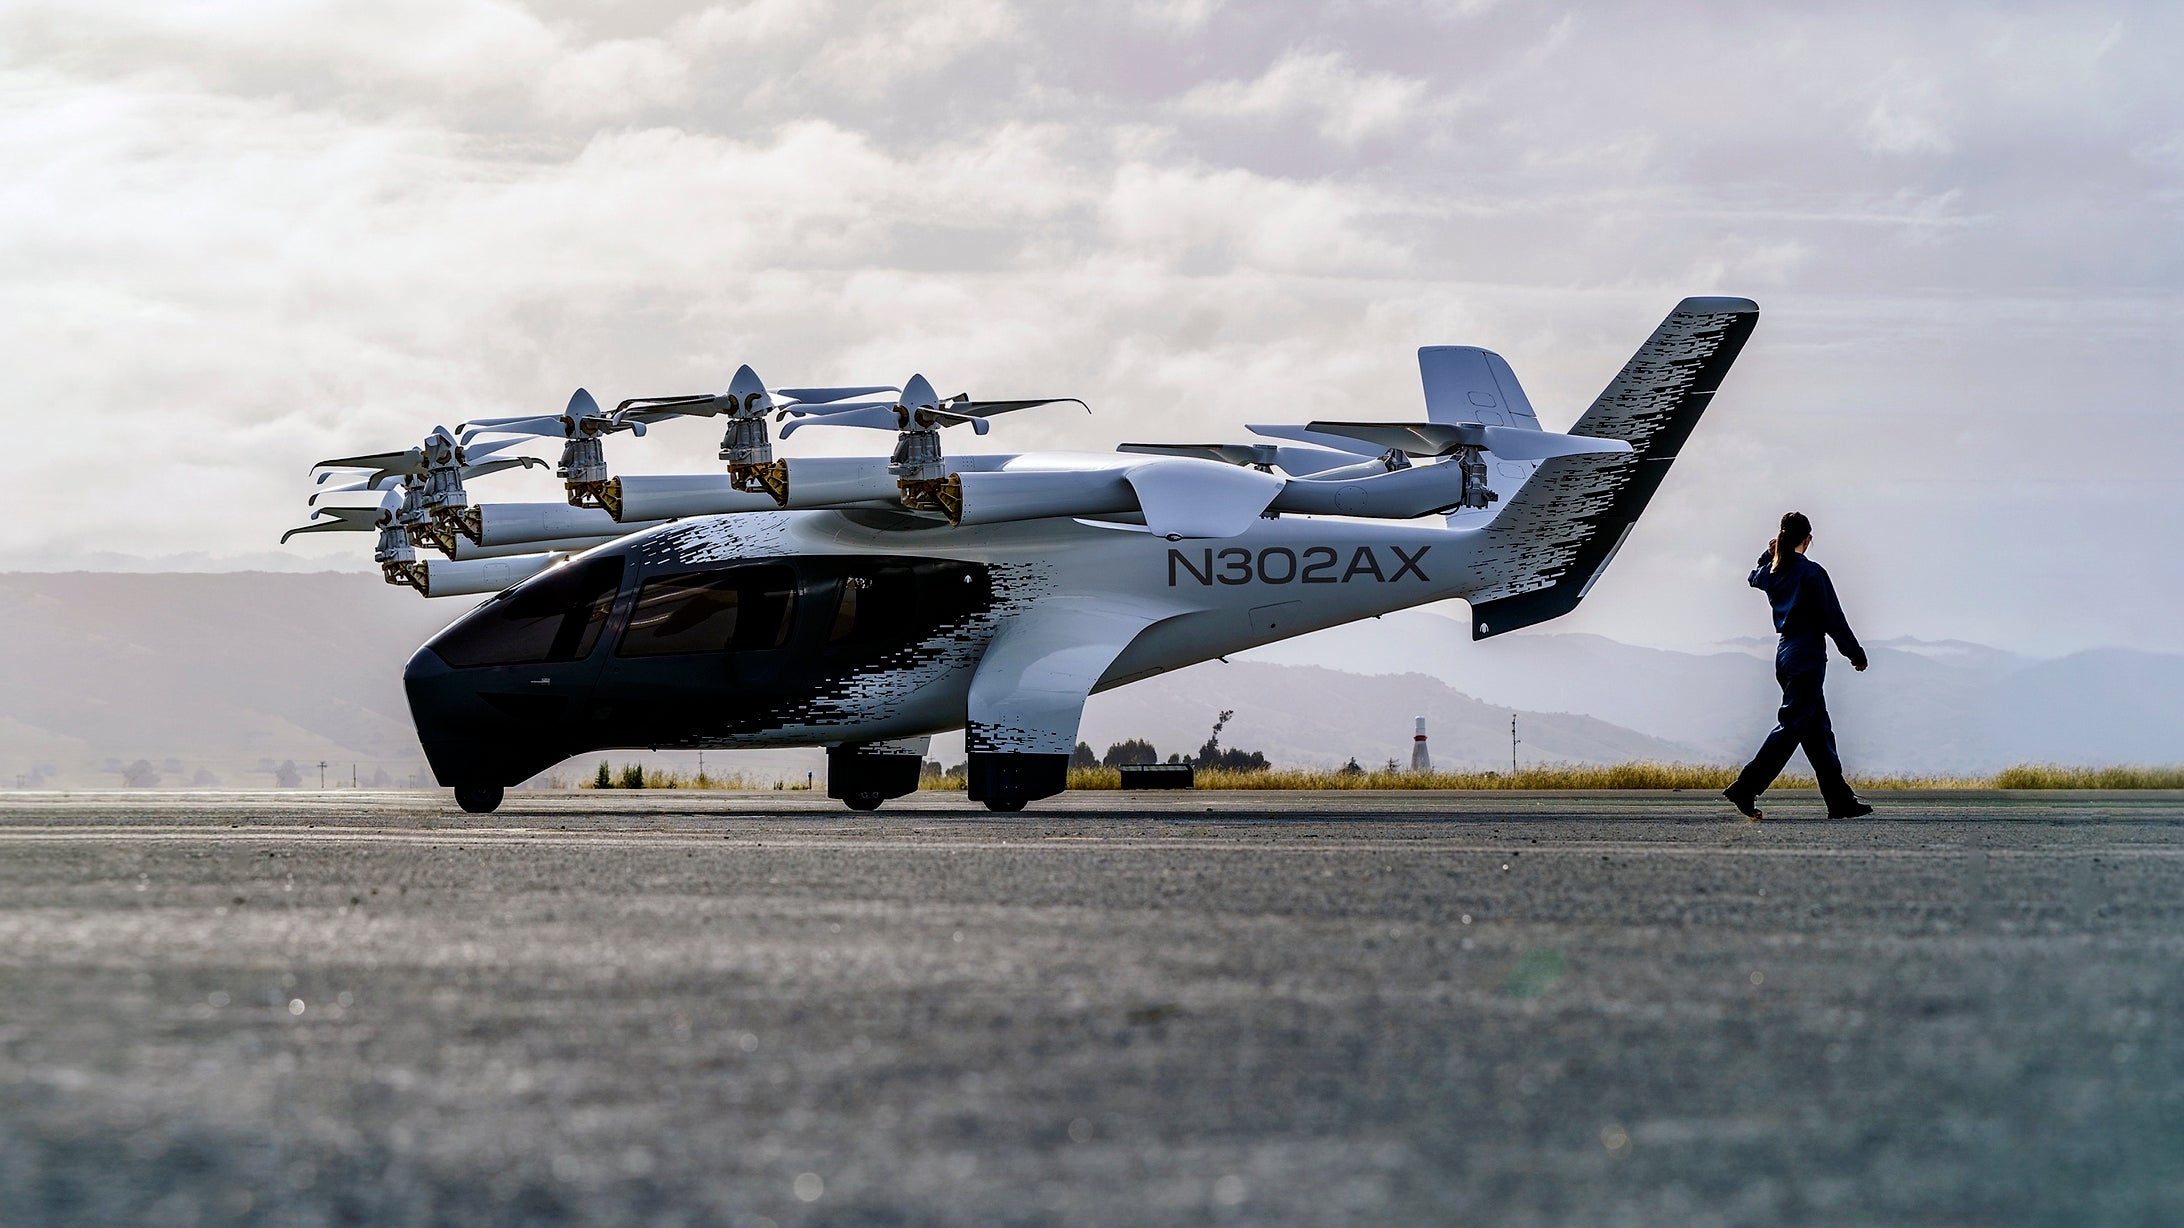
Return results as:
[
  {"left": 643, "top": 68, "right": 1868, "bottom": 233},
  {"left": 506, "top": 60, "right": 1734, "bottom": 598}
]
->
[{"left": 288, "top": 297, "right": 1758, "bottom": 813}]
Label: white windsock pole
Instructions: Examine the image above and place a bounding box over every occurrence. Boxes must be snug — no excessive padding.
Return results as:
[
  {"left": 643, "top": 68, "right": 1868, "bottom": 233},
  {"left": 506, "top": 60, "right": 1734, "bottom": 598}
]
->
[{"left": 1411, "top": 716, "right": 1431, "bottom": 772}]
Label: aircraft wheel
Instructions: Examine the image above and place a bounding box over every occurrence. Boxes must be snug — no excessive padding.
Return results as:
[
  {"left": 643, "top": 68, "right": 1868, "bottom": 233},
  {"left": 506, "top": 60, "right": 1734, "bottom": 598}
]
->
[
  {"left": 983, "top": 798, "right": 1026, "bottom": 813},
  {"left": 845, "top": 793, "right": 885, "bottom": 812},
  {"left": 454, "top": 784, "right": 503, "bottom": 814}
]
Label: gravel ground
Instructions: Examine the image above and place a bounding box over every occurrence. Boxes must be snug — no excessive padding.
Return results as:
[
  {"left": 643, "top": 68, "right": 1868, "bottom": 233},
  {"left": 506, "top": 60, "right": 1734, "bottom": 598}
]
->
[{"left": 1, "top": 789, "right": 2180, "bottom": 1227}]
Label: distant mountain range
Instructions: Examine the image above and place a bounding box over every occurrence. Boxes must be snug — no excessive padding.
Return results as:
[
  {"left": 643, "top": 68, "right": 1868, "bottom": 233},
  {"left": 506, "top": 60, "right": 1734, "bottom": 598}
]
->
[
  {"left": 1240, "top": 609, "right": 2184, "bottom": 772},
  {"left": 1, "top": 573, "right": 2173, "bottom": 788}
]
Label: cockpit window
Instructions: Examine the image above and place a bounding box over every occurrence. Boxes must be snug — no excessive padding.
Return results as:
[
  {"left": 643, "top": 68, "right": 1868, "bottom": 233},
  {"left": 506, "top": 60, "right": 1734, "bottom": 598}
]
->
[
  {"left": 827, "top": 566, "right": 917, "bottom": 644},
  {"left": 617, "top": 566, "right": 796, "bottom": 657},
  {"left": 429, "top": 556, "right": 623, "bottom": 669}
]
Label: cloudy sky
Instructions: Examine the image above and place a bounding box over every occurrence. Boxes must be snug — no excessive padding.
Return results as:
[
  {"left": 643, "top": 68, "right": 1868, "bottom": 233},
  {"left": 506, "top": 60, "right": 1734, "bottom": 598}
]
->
[{"left": 3, "top": 1, "right": 2177, "bottom": 655}]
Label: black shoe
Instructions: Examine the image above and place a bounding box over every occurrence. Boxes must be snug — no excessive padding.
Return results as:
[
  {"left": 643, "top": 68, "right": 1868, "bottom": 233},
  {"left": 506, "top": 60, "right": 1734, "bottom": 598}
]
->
[
  {"left": 1828, "top": 799, "right": 1875, "bottom": 819},
  {"left": 1722, "top": 787, "right": 1762, "bottom": 821}
]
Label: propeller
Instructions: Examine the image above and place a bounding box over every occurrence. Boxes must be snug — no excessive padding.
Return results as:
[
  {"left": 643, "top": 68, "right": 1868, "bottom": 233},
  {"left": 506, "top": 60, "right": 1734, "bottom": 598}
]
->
[
  {"left": 459, "top": 389, "right": 624, "bottom": 443},
  {"left": 309, "top": 425, "right": 539, "bottom": 487},
  {"left": 778, "top": 372, "right": 1086, "bottom": 437},
  {"left": 307, "top": 455, "right": 544, "bottom": 499},
  {"left": 613, "top": 365, "right": 897, "bottom": 425},
  {"left": 1297, "top": 421, "right": 1632, "bottom": 462},
  {"left": 307, "top": 473, "right": 403, "bottom": 505},
  {"left": 304, "top": 423, "right": 545, "bottom": 556},
  {"left": 279, "top": 504, "right": 389, "bottom": 543},
  {"left": 280, "top": 490, "right": 400, "bottom": 544}
]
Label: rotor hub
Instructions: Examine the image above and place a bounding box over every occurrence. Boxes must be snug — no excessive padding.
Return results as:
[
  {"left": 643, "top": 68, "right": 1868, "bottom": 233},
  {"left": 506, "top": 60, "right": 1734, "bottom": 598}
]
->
[
  {"left": 888, "top": 427, "right": 947, "bottom": 483},
  {"left": 719, "top": 415, "right": 774, "bottom": 468},
  {"left": 560, "top": 436, "right": 608, "bottom": 487}
]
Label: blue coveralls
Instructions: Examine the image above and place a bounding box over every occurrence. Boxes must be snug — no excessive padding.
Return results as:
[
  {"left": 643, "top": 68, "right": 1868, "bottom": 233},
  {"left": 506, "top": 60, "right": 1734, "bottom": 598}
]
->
[{"left": 1729, "top": 550, "right": 1867, "bottom": 813}]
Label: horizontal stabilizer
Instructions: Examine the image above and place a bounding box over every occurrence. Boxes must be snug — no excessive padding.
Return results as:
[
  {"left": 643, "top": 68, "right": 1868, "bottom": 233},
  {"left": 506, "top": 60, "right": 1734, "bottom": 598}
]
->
[{"left": 1303, "top": 421, "right": 1630, "bottom": 461}]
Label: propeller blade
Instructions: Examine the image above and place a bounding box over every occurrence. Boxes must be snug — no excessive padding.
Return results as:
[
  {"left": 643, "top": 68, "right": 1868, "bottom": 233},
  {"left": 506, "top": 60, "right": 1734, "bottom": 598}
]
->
[
  {"left": 1246, "top": 423, "right": 1384, "bottom": 457},
  {"left": 460, "top": 456, "right": 549, "bottom": 479},
  {"left": 1117, "top": 441, "right": 1357, "bottom": 476},
  {"left": 312, "top": 448, "right": 417, "bottom": 473},
  {"left": 280, "top": 505, "right": 385, "bottom": 543},
  {"left": 312, "top": 467, "right": 368, "bottom": 484},
  {"left": 280, "top": 521, "right": 359, "bottom": 543},
  {"left": 1304, "top": 420, "right": 1632, "bottom": 461},
  {"left": 776, "top": 384, "right": 897, "bottom": 404},
  {"left": 306, "top": 488, "right": 402, "bottom": 513},
  {"left": 308, "top": 475, "right": 401, "bottom": 505},
  {"left": 948, "top": 398, "right": 1088, "bottom": 418},
  {"left": 1471, "top": 427, "right": 1631, "bottom": 461},
  {"left": 782, "top": 399, "right": 900, "bottom": 418},
  {"left": 778, "top": 405, "right": 905, "bottom": 437},
  {"left": 1302, "top": 421, "right": 1472, "bottom": 456},
  {"left": 462, "top": 413, "right": 557, "bottom": 428},
  {"left": 461, "top": 436, "right": 534, "bottom": 462},
  {"left": 460, "top": 416, "right": 565, "bottom": 442},
  {"left": 616, "top": 398, "right": 718, "bottom": 425}
]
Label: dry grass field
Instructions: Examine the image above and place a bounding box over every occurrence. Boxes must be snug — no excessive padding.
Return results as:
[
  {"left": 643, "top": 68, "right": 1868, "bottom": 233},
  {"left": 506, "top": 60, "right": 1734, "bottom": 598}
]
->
[{"left": 568, "top": 761, "right": 2184, "bottom": 793}]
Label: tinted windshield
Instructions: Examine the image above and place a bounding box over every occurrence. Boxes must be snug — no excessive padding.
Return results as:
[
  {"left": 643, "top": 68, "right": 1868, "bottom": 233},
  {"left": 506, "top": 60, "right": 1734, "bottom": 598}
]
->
[{"left": 429, "top": 556, "right": 624, "bottom": 668}]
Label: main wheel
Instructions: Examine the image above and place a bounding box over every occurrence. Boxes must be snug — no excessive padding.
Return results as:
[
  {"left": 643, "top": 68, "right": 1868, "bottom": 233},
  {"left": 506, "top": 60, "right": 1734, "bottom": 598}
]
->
[
  {"left": 845, "top": 793, "right": 885, "bottom": 812},
  {"left": 983, "top": 798, "right": 1026, "bottom": 813},
  {"left": 453, "top": 784, "right": 503, "bottom": 814}
]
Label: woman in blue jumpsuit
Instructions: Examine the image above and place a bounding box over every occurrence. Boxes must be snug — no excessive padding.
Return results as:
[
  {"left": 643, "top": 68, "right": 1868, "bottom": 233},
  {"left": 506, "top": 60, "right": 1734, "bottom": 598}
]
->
[{"left": 1723, "top": 511, "right": 1873, "bottom": 821}]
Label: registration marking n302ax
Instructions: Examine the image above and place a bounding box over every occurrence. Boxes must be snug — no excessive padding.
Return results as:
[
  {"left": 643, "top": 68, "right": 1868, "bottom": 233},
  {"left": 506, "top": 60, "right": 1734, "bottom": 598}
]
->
[{"left": 1166, "top": 545, "right": 1430, "bottom": 587}]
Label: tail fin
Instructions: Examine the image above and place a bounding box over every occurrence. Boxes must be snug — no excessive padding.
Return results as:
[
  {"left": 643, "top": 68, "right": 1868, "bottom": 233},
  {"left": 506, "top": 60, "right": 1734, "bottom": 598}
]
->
[
  {"left": 1419, "top": 345, "right": 1542, "bottom": 429},
  {"left": 1462, "top": 296, "right": 1759, "bottom": 640}
]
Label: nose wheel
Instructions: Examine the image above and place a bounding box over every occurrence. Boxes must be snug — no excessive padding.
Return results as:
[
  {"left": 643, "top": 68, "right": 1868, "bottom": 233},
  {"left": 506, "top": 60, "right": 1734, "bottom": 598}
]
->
[
  {"left": 453, "top": 784, "right": 504, "bottom": 814},
  {"left": 983, "top": 798, "right": 1026, "bottom": 813}
]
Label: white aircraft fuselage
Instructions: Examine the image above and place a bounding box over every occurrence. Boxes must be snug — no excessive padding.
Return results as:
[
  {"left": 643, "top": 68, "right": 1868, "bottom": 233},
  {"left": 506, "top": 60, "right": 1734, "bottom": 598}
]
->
[{"left": 391, "top": 296, "right": 1759, "bottom": 810}]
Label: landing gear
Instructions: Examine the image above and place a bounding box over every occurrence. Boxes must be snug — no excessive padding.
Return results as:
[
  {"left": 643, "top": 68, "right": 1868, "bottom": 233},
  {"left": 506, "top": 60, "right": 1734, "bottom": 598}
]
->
[
  {"left": 453, "top": 784, "right": 503, "bottom": 814},
  {"left": 826, "top": 745, "right": 922, "bottom": 812},
  {"left": 967, "top": 751, "right": 1066, "bottom": 813}
]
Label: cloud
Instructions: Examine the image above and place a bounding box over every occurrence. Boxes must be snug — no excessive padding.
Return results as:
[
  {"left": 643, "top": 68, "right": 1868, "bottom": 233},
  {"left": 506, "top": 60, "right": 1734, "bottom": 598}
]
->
[
  {"left": 1127, "top": 0, "right": 1225, "bottom": 35},
  {"left": 1, "top": 2, "right": 2179, "bottom": 655},
  {"left": 1179, "top": 49, "right": 1426, "bottom": 144},
  {"left": 1862, "top": 64, "right": 1953, "bottom": 155}
]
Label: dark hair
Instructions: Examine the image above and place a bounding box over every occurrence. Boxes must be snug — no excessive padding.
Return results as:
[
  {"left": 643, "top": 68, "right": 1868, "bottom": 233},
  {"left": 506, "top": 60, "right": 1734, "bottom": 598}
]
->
[{"left": 1773, "top": 511, "right": 1812, "bottom": 571}]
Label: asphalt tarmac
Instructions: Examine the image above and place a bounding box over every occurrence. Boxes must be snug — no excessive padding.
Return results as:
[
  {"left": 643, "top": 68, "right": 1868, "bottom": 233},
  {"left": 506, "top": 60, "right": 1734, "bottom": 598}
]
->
[{"left": 1, "top": 789, "right": 2180, "bottom": 1227}]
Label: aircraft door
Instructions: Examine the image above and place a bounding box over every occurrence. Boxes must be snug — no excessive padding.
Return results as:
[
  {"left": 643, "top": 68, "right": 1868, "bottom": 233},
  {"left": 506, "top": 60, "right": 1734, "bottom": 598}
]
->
[{"left": 595, "top": 563, "right": 801, "bottom": 744}]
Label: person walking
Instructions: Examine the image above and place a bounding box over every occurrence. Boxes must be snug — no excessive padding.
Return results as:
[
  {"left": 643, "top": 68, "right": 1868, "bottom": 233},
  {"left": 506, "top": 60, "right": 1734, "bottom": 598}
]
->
[{"left": 1723, "top": 511, "right": 1873, "bottom": 821}]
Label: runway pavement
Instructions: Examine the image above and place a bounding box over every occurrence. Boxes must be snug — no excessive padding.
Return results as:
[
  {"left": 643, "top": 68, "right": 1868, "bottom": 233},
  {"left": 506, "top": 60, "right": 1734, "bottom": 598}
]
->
[{"left": 1, "top": 789, "right": 2180, "bottom": 1226}]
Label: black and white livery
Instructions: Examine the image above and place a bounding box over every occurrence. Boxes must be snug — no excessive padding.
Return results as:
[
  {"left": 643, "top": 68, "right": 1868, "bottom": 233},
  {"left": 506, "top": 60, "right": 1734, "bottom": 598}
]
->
[{"left": 290, "top": 298, "right": 1759, "bottom": 813}]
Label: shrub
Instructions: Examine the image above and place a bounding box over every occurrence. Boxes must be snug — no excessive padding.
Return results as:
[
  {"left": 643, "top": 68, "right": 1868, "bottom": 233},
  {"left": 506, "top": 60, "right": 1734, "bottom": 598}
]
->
[{"left": 1102, "top": 739, "right": 1159, "bottom": 768}]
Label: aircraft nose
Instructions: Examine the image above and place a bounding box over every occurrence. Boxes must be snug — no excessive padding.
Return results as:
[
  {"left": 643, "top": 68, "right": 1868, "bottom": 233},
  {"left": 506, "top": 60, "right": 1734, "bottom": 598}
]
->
[
  {"left": 403, "top": 644, "right": 576, "bottom": 788},
  {"left": 401, "top": 553, "right": 628, "bottom": 787}
]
